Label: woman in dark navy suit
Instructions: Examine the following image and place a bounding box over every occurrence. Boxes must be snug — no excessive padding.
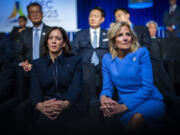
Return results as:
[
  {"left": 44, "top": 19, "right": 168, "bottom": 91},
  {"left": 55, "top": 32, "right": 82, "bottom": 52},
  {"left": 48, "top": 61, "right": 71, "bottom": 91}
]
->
[{"left": 30, "top": 27, "right": 82, "bottom": 131}]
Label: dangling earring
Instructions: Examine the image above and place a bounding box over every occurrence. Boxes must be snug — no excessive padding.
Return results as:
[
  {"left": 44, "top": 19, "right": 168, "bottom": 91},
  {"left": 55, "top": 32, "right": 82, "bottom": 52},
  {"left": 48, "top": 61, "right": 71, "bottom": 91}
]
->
[{"left": 114, "top": 45, "right": 117, "bottom": 49}]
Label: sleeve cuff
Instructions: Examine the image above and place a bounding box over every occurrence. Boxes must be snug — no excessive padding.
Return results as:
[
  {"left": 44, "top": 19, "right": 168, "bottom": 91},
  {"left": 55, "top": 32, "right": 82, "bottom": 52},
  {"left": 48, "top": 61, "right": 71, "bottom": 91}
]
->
[{"left": 172, "top": 25, "right": 176, "bottom": 30}]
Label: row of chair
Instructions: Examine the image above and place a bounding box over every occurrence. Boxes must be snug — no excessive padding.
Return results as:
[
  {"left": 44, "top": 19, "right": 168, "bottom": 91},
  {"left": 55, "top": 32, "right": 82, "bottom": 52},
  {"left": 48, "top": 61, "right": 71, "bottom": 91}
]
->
[
  {"left": 0, "top": 37, "right": 180, "bottom": 133},
  {"left": 150, "top": 38, "right": 180, "bottom": 131},
  {"left": 151, "top": 38, "right": 180, "bottom": 96}
]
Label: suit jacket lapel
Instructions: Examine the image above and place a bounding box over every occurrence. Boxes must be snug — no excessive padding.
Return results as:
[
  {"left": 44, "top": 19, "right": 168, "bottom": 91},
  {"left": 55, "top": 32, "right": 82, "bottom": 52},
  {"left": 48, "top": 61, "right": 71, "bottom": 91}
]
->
[
  {"left": 29, "top": 28, "right": 33, "bottom": 45},
  {"left": 99, "top": 29, "right": 107, "bottom": 48},
  {"left": 87, "top": 29, "right": 92, "bottom": 48},
  {"left": 29, "top": 28, "right": 33, "bottom": 60},
  {"left": 39, "top": 25, "right": 48, "bottom": 57},
  {"left": 99, "top": 29, "right": 103, "bottom": 48}
]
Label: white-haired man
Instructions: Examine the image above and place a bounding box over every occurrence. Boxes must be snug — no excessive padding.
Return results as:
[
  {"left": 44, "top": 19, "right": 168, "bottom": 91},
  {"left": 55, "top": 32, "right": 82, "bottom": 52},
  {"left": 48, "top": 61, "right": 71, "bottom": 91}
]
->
[{"left": 146, "top": 20, "right": 158, "bottom": 39}]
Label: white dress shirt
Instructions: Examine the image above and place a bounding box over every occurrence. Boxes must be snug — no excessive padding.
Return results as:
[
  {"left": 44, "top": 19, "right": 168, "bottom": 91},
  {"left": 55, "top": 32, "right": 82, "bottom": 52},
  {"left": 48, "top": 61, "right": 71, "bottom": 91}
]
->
[
  {"left": 169, "top": 4, "right": 177, "bottom": 14},
  {"left": 90, "top": 27, "right": 100, "bottom": 48}
]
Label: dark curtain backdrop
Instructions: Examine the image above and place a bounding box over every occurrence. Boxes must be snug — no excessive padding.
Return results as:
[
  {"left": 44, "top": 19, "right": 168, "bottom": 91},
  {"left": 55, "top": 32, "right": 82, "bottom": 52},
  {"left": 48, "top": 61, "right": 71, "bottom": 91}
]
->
[{"left": 77, "top": 0, "right": 180, "bottom": 29}]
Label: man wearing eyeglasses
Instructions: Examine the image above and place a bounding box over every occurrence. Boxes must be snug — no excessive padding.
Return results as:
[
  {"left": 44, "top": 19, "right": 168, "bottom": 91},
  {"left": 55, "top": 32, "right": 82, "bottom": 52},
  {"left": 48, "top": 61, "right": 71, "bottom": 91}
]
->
[
  {"left": 14, "top": 2, "right": 51, "bottom": 131},
  {"left": 15, "top": 2, "right": 51, "bottom": 72}
]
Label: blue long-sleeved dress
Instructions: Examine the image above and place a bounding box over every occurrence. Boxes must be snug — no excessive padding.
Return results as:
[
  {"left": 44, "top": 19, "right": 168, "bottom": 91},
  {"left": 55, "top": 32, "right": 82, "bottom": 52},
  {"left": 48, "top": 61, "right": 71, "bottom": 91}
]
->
[{"left": 100, "top": 47, "right": 165, "bottom": 126}]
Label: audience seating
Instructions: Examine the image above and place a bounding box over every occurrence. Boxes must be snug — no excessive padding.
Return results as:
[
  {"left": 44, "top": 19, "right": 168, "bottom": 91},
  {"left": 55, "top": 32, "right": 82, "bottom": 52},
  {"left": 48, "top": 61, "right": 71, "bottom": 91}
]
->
[
  {"left": 81, "top": 62, "right": 101, "bottom": 119},
  {"left": 150, "top": 37, "right": 180, "bottom": 131},
  {"left": 175, "top": 59, "right": 180, "bottom": 96},
  {"left": 1, "top": 36, "right": 180, "bottom": 133},
  {"left": 150, "top": 38, "right": 161, "bottom": 59},
  {"left": 10, "top": 62, "right": 102, "bottom": 133},
  {"left": 159, "top": 38, "right": 180, "bottom": 60},
  {"left": 159, "top": 38, "right": 180, "bottom": 98}
]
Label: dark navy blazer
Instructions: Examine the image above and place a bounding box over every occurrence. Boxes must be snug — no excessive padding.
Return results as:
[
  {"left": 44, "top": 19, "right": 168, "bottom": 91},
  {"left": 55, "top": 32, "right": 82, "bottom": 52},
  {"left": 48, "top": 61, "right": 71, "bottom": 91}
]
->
[
  {"left": 163, "top": 6, "right": 180, "bottom": 37},
  {"left": 71, "top": 28, "right": 109, "bottom": 66},
  {"left": 15, "top": 24, "right": 51, "bottom": 63},
  {"left": 30, "top": 54, "right": 83, "bottom": 107}
]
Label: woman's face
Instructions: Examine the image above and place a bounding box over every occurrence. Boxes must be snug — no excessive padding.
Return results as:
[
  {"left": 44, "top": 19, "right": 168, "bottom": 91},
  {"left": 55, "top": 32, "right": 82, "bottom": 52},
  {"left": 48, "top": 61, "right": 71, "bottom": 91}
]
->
[
  {"left": 115, "top": 25, "right": 132, "bottom": 50},
  {"left": 47, "top": 29, "right": 65, "bottom": 55}
]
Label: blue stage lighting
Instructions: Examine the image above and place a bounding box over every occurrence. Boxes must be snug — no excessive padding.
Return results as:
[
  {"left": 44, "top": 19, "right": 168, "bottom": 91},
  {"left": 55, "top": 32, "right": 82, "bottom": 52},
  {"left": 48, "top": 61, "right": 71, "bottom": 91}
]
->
[{"left": 128, "top": 0, "right": 153, "bottom": 9}]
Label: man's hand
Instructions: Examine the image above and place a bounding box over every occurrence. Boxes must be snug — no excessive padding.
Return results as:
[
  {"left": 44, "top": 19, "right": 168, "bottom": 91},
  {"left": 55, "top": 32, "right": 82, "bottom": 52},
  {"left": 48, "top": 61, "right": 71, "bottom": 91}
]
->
[
  {"left": 21, "top": 60, "right": 32, "bottom": 72},
  {"left": 167, "top": 26, "right": 174, "bottom": 32}
]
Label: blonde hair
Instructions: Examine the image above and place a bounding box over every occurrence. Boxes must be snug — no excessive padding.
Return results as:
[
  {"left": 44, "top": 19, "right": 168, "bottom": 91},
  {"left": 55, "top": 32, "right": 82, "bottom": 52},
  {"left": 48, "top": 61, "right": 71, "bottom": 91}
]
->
[{"left": 108, "top": 22, "right": 140, "bottom": 58}]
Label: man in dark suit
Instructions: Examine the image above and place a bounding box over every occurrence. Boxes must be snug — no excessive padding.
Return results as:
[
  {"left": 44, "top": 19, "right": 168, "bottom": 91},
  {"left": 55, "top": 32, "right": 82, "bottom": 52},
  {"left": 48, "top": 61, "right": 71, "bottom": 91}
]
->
[
  {"left": 72, "top": 7, "right": 109, "bottom": 96},
  {"left": 14, "top": 3, "right": 51, "bottom": 130},
  {"left": 15, "top": 2, "right": 51, "bottom": 72},
  {"left": 9, "top": 16, "right": 28, "bottom": 42},
  {"left": 163, "top": 0, "right": 180, "bottom": 37},
  {"left": 112, "top": 8, "right": 152, "bottom": 52}
]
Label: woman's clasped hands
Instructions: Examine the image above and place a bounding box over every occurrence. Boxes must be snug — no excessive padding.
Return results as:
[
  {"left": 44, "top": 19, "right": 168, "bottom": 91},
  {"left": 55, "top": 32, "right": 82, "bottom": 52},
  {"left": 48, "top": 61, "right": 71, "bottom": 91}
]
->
[
  {"left": 36, "top": 98, "right": 70, "bottom": 120},
  {"left": 100, "top": 95, "right": 128, "bottom": 118}
]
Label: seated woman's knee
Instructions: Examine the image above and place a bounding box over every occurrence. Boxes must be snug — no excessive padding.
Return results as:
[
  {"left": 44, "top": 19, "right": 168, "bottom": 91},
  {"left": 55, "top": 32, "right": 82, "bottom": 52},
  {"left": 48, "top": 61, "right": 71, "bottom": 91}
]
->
[{"left": 131, "top": 113, "right": 144, "bottom": 122}]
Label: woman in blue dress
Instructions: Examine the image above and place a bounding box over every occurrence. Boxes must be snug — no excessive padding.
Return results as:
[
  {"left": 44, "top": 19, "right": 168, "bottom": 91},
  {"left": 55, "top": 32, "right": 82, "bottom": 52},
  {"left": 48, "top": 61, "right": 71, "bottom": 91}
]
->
[{"left": 99, "top": 22, "right": 165, "bottom": 130}]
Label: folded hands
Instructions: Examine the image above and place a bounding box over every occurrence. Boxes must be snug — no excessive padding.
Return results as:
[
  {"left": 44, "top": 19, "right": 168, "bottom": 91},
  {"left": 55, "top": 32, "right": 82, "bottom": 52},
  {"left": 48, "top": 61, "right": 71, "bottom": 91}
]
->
[
  {"left": 36, "top": 98, "right": 70, "bottom": 120},
  {"left": 100, "top": 95, "right": 128, "bottom": 118}
]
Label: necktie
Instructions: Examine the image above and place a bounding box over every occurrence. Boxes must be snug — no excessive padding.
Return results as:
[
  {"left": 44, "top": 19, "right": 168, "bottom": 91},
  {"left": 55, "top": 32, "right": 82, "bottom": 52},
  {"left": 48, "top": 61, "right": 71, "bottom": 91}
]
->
[
  {"left": 91, "top": 31, "right": 99, "bottom": 66},
  {"left": 170, "top": 6, "right": 174, "bottom": 15},
  {"left": 33, "top": 29, "right": 40, "bottom": 60}
]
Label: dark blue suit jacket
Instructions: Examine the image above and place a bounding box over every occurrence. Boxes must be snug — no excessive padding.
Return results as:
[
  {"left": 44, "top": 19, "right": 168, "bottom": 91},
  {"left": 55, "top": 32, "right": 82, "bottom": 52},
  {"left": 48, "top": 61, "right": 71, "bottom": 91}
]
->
[
  {"left": 71, "top": 28, "right": 109, "bottom": 67},
  {"left": 15, "top": 24, "right": 51, "bottom": 63},
  {"left": 9, "top": 26, "right": 30, "bottom": 41},
  {"left": 133, "top": 25, "right": 152, "bottom": 48},
  {"left": 30, "top": 54, "right": 83, "bottom": 107},
  {"left": 163, "top": 6, "right": 180, "bottom": 37}
]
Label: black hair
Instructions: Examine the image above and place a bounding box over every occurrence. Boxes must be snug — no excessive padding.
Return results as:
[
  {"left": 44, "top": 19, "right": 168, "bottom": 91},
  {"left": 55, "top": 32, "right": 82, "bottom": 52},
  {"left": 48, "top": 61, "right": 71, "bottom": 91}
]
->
[
  {"left": 113, "top": 8, "right": 129, "bottom": 15},
  {"left": 90, "top": 6, "right": 105, "bottom": 17},
  {"left": 18, "top": 16, "right": 27, "bottom": 21},
  {"left": 27, "top": 2, "right": 42, "bottom": 13},
  {"left": 42, "top": 27, "right": 72, "bottom": 57}
]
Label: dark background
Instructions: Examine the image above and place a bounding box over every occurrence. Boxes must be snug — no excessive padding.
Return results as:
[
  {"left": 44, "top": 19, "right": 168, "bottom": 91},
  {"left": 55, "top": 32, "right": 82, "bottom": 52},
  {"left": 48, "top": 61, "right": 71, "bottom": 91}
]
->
[{"left": 77, "top": 0, "right": 180, "bottom": 29}]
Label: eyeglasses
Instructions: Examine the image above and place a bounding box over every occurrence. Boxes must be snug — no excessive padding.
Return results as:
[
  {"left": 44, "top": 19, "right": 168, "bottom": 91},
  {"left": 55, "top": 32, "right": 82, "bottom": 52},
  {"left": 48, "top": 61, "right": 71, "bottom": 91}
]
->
[{"left": 29, "top": 10, "right": 41, "bottom": 15}]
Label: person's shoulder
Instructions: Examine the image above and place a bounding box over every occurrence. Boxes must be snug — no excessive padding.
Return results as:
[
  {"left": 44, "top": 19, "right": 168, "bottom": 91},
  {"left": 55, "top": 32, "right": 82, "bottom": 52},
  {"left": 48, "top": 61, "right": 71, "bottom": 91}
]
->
[
  {"left": 70, "top": 55, "right": 82, "bottom": 60},
  {"left": 135, "top": 47, "right": 149, "bottom": 56},
  {"left": 103, "top": 53, "right": 112, "bottom": 61},
  {"left": 20, "top": 27, "right": 32, "bottom": 35},
  {"left": 176, "top": 6, "right": 180, "bottom": 10},
  {"left": 33, "top": 55, "right": 51, "bottom": 67},
  {"left": 66, "top": 55, "right": 82, "bottom": 63},
  {"left": 32, "top": 57, "right": 45, "bottom": 65},
  {"left": 137, "top": 47, "right": 148, "bottom": 52},
  {"left": 134, "top": 25, "right": 148, "bottom": 31},
  {"left": 101, "top": 28, "right": 108, "bottom": 33},
  {"left": 175, "top": 6, "right": 180, "bottom": 13},
  {"left": 43, "top": 24, "right": 51, "bottom": 29},
  {"left": 76, "top": 29, "right": 89, "bottom": 35},
  {"left": 42, "top": 24, "right": 51, "bottom": 32},
  {"left": 11, "top": 26, "right": 20, "bottom": 31}
]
